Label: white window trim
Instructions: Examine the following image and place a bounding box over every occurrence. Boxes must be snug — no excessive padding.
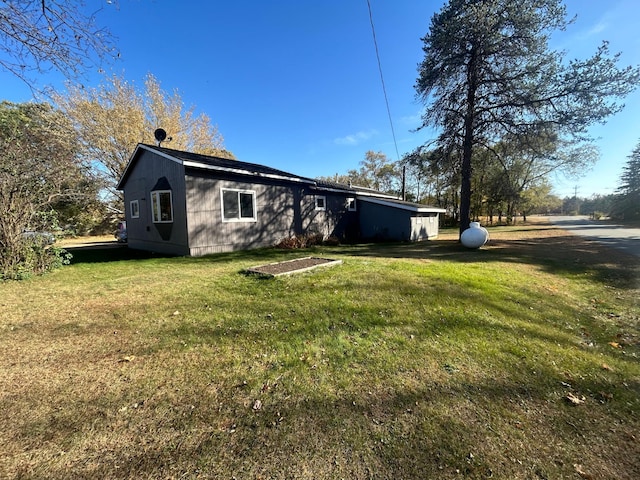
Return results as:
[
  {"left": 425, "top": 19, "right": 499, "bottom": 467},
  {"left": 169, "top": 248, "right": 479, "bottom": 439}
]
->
[
  {"left": 315, "top": 195, "right": 327, "bottom": 211},
  {"left": 130, "top": 200, "right": 140, "bottom": 219},
  {"left": 347, "top": 197, "right": 357, "bottom": 211},
  {"left": 151, "top": 190, "right": 174, "bottom": 223},
  {"left": 221, "top": 188, "right": 257, "bottom": 223}
]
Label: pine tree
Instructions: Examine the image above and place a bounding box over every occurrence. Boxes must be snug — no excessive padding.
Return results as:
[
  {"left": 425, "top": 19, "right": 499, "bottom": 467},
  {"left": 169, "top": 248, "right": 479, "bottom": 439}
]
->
[
  {"left": 613, "top": 142, "right": 640, "bottom": 220},
  {"left": 415, "top": 0, "right": 640, "bottom": 236}
]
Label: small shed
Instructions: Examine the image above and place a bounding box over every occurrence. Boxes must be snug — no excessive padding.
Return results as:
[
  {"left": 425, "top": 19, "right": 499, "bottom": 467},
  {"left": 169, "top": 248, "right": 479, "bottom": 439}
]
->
[{"left": 358, "top": 196, "right": 446, "bottom": 241}]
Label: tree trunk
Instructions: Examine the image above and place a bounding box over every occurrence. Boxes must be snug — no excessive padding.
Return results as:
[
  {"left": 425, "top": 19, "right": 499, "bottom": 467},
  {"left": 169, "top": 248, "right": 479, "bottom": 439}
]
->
[
  {"left": 459, "top": 44, "right": 478, "bottom": 239},
  {"left": 506, "top": 201, "right": 516, "bottom": 224}
]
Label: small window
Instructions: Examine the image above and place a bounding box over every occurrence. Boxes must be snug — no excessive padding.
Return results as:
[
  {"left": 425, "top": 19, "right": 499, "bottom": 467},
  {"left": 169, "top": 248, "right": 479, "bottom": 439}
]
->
[
  {"left": 130, "top": 200, "right": 140, "bottom": 219},
  {"left": 222, "top": 188, "right": 256, "bottom": 222},
  {"left": 315, "top": 195, "right": 326, "bottom": 211},
  {"left": 346, "top": 197, "right": 357, "bottom": 211},
  {"left": 151, "top": 190, "right": 173, "bottom": 223}
]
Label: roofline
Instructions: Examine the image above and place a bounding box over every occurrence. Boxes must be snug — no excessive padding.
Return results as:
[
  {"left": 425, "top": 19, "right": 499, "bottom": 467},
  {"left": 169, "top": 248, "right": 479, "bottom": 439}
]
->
[
  {"left": 182, "top": 160, "right": 310, "bottom": 184},
  {"left": 311, "top": 184, "right": 400, "bottom": 199},
  {"left": 143, "top": 144, "right": 186, "bottom": 165},
  {"left": 117, "top": 144, "right": 312, "bottom": 189},
  {"left": 357, "top": 196, "right": 446, "bottom": 213},
  {"left": 353, "top": 190, "right": 401, "bottom": 200},
  {"left": 116, "top": 144, "right": 144, "bottom": 190},
  {"left": 116, "top": 146, "right": 440, "bottom": 206},
  {"left": 311, "top": 185, "right": 354, "bottom": 194}
]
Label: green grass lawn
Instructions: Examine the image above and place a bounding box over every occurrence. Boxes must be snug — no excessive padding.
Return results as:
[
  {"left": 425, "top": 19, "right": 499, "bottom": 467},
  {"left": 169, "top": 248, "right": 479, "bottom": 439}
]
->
[{"left": 1, "top": 224, "right": 638, "bottom": 479}]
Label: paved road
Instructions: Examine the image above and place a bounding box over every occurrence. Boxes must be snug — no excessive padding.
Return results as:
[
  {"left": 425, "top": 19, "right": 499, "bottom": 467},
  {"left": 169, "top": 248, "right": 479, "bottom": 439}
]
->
[{"left": 548, "top": 216, "right": 640, "bottom": 258}]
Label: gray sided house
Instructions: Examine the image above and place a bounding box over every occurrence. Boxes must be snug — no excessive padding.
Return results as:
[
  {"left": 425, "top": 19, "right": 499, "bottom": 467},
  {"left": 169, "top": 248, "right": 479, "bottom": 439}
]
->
[{"left": 116, "top": 144, "right": 445, "bottom": 256}]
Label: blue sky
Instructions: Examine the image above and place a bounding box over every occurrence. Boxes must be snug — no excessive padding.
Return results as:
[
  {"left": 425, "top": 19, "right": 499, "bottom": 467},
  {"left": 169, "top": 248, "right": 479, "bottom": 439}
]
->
[{"left": 3, "top": 0, "right": 639, "bottom": 198}]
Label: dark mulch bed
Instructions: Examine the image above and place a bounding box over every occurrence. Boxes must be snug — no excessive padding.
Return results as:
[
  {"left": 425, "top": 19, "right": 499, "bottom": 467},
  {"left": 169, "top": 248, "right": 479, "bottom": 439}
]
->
[{"left": 245, "top": 257, "right": 342, "bottom": 277}]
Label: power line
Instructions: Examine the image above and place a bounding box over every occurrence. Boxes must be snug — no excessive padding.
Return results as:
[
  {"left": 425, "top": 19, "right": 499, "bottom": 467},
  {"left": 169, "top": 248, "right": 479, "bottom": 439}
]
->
[{"left": 366, "top": 0, "right": 400, "bottom": 162}]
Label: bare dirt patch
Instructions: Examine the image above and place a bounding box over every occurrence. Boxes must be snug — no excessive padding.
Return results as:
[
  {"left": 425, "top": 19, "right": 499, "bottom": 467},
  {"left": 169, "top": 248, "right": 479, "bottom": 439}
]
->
[{"left": 245, "top": 256, "right": 342, "bottom": 277}]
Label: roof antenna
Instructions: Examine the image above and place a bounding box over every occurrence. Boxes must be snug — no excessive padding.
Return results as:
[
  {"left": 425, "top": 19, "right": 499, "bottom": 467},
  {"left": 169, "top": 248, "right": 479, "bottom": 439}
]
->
[{"left": 154, "top": 128, "right": 172, "bottom": 147}]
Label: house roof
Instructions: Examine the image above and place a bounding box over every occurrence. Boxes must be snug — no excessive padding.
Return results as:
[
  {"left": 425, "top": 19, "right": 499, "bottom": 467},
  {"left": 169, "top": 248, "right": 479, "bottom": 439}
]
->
[
  {"left": 116, "top": 144, "right": 311, "bottom": 190},
  {"left": 312, "top": 179, "right": 396, "bottom": 198},
  {"left": 116, "top": 144, "right": 445, "bottom": 213},
  {"left": 358, "top": 196, "right": 446, "bottom": 213}
]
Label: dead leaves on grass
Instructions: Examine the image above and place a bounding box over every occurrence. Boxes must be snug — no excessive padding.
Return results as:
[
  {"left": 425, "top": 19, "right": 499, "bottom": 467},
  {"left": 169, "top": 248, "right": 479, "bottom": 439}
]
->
[
  {"left": 564, "top": 392, "right": 586, "bottom": 406},
  {"left": 118, "top": 400, "right": 145, "bottom": 413},
  {"left": 560, "top": 382, "right": 586, "bottom": 406},
  {"left": 573, "top": 463, "right": 594, "bottom": 479}
]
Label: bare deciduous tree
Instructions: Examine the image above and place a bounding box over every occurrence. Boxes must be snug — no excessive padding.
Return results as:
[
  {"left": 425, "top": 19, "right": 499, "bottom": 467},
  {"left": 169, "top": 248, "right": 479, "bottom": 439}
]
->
[
  {"left": 318, "top": 151, "right": 400, "bottom": 195},
  {"left": 0, "top": 101, "right": 90, "bottom": 278},
  {"left": 0, "top": 0, "right": 117, "bottom": 91}
]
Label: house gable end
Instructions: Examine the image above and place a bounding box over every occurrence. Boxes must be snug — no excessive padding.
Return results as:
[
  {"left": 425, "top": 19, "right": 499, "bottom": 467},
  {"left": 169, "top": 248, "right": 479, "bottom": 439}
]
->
[{"left": 116, "top": 144, "right": 184, "bottom": 190}]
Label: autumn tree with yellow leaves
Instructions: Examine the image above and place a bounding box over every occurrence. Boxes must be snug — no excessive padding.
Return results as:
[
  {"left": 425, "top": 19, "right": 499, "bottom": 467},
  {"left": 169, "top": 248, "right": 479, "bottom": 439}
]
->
[{"left": 54, "top": 73, "right": 234, "bottom": 198}]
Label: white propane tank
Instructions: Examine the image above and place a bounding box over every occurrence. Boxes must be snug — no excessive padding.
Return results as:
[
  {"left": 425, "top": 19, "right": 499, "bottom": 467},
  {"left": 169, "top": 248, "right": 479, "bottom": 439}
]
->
[{"left": 460, "top": 221, "right": 489, "bottom": 249}]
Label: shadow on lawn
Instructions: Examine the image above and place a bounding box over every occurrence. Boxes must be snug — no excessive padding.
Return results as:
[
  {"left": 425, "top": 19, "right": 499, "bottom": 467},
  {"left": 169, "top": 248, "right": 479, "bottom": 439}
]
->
[
  {"left": 336, "top": 235, "right": 639, "bottom": 290},
  {"left": 65, "top": 242, "right": 313, "bottom": 266},
  {"left": 64, "top": 243, "right": 168, "bottom": 263},
  {"left": 64, "top": 232, "right": 639, "bottom": 291}
]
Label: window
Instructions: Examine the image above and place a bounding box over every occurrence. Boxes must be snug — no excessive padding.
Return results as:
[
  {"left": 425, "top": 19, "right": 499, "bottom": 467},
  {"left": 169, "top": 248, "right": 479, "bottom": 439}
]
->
[
  {"left": 130, "top": 200, "right": 140, "bottom": 219},
  {"left": 151, "top": 190, "right": 173, "bottom": 223},
  {"left": 346, "top": 197, "right": 357, "bottom": 211},
  {"left": 315, "top": 195, "right": 326, "bottom": 211},
  {"left": 222, "top": 188, "right": 256, "bottom": 222}
]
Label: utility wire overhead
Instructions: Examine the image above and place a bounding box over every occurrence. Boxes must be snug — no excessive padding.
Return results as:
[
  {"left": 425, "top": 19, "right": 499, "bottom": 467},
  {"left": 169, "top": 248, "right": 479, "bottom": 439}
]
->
[{"left": 366, "top": 0, "right": 400, "bottom": 163}]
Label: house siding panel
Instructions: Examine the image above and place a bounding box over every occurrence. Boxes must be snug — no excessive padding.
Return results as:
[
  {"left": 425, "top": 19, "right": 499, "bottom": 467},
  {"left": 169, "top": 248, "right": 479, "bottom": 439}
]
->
[
  {"left": 123, "top": 150, "right": 189, "bottom": 255},
  {"left": 360, "top": 201, "right": 441, "bottom": 241},
  {"left": 410, "top": 213, "right": 439, "bottom": 240},
  {"left": 302, "top": 192, "right": 358, "bottom": 240},
  {"left": 359, "top": 201, "right": 412, "bottom": 241},
  {"left": 185, "top": 172, "right": 303, "bottom": 255}
]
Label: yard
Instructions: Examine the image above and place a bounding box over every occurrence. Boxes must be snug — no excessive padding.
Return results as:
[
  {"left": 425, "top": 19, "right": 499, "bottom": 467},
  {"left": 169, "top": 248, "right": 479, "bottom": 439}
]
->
[{"left": 1, "top": 220, "right": 638, "bottom": 479}]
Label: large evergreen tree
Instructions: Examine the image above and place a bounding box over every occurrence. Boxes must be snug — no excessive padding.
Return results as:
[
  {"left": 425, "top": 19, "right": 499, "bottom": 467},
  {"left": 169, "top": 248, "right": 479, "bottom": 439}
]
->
[
  {"left": 612, "top": 141, "right": 640, "bottom": 220},
  {"left": 415, "top": 0, "right": 640, "bottom": 236}
]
